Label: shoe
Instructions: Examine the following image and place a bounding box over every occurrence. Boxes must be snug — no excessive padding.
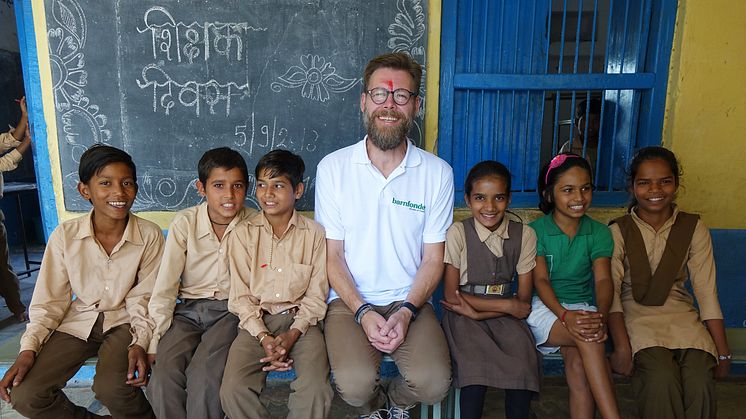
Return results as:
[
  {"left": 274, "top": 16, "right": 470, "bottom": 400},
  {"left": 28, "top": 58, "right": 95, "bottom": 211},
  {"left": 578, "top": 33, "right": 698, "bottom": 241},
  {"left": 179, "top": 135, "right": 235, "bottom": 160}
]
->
[
  {"left": 387, "top": 405, "right": 412, "bottom": 419},
  {"left": 359, "top": 409, "right": 389, "bottom": 419}
]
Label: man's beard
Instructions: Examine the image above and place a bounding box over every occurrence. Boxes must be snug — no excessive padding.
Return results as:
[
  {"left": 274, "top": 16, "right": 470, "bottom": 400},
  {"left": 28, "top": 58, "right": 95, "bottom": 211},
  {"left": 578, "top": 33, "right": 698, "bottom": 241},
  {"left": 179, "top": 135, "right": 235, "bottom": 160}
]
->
[{"left": 363, "top": 108, "right": 413, "bottom": 151}]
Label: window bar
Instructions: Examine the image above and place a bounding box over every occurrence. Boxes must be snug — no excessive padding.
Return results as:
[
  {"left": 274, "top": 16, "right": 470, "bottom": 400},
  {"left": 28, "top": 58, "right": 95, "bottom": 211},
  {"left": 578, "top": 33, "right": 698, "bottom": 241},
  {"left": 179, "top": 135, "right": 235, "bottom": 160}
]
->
[
  {"left": 595, "top": 0, "right": 616, "bottom": 188},
  {"left": 581, "top": 90, "right": 592, "bottom": 159},
  {"left": 594, "top": 94, "right": 607, "bottom": 187},
  {"left": 581, "top": 0, "right": 600, "bottom": 159},
  {"left": 508, "top": 2, "right": 520, "bottom": 167},
  {"left": 607, "top": 0, "right": 631, "bottom": 189},
  {"left": 552, "top": 0, "right": 570, "bottom": 154},
  {"left": 587, "top": 0, "right": 600, "bottom": 74},
  {"left": 488, "top": 0, "right": 505, "bottom": 160},
  {"left": 539, "top": 0, "right": 556, "bottom": 168},
  {"left": 568, "top": 0, "right": 584, "bottom": 152},
  {"left": 463, "top": 0, "right": 475, "bottom": 174},
  {"left": 521, "top": 0, "right": 540, "bottom": 190},
  {"left": 477, "top": 0, "right": 490, "bottom": 160},
  {"left": 625, "top": 0, "right": 650, "bottom": 166}
]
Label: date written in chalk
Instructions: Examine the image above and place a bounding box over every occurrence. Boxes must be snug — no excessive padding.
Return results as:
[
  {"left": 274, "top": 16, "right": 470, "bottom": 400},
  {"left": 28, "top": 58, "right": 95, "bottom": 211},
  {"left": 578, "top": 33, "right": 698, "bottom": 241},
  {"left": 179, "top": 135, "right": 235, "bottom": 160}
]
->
[{"left": 234, "top": 112, "right": 319, "bottom": 157}]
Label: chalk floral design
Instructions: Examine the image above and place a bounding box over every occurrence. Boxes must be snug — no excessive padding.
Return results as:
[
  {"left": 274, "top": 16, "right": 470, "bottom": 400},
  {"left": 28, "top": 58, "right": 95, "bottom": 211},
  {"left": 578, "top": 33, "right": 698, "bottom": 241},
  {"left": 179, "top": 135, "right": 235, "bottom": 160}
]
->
[
  {"left": 387, "top": 0, "right": 427, "bottom": 138},
  {"left": 271, "top": 54, "right": 359, "bottom": 102},
  {"left": 47, "top": 0, "right": 110, "bottom": 145}
]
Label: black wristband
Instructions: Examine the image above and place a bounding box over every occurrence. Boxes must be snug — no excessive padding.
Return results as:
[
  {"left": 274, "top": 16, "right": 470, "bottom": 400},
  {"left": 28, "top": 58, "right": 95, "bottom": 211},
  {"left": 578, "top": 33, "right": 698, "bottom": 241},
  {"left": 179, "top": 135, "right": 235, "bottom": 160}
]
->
[
  {"left": 400, "top": 301, "right": 419, "bottom": 321},
  {"left": 354, "top": 303, "right": 373, "bottom": 324}
]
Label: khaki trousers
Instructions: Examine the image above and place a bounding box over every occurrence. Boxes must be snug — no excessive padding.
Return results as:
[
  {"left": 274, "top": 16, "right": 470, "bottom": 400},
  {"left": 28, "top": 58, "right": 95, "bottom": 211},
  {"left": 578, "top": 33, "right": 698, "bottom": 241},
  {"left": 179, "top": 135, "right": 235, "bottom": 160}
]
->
[
  {"left": 632, "top": 346, "right": 716, "bottom": 419},
  {"left": 220, "top": 312, "right": 333, "bottom": 419},
  {"left": 10, "top": 314, "right": 155, "bottom": 419},
  {"left": 0, "top": 210, "right": 25, "bottom": 316},
  {"left": 324, "top": 299, "right": 452, "bottom": 414},
  {"left": 147, "top": 299, "right": 238, "bottom": 419}
]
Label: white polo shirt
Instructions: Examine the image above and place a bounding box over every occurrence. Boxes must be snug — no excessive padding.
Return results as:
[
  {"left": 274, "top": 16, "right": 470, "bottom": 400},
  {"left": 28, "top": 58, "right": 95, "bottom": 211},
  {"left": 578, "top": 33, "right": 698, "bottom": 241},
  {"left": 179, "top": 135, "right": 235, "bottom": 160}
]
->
[{"left": 315, "top": 137, "right": 454, "bottom": 305}]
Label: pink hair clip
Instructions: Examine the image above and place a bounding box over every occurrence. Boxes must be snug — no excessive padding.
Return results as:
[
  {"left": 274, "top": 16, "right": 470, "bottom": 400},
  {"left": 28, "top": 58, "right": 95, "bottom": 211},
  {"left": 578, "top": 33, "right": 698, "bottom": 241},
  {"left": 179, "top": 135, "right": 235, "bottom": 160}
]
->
[{"left": 545, "top": 154, "right": 575, "bottom": 184}]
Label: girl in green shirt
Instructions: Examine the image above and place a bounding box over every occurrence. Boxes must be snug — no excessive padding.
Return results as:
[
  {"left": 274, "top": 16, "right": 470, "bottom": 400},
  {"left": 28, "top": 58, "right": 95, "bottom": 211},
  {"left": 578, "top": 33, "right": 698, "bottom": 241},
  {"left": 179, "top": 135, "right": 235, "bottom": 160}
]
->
[{"left": 527, "top": 153, "right": 620, "bottom": 419}]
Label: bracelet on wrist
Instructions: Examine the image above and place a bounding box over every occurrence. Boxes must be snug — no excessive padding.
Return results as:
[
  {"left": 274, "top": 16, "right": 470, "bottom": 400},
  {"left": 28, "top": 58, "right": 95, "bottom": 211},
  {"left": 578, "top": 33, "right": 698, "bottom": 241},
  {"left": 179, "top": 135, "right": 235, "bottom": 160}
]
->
[
  {"left": 560, "top": 310, "right": 568, "bottom": 325},
  {"left": 258, "top": 332, "right": 274, "bottom": 345},
  {"left": 354, "top": 303, "right": 373, "bottom": 325},
  {"left": 718, "top": 354, "right": 732, "bottom": 361}
]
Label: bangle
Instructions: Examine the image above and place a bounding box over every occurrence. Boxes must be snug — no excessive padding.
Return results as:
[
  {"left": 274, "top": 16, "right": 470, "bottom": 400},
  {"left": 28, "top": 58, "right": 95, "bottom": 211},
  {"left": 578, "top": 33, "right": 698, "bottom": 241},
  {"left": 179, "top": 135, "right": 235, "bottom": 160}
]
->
[
  {"left": 718, "top": 354, "right": 732, "bottom": 361},
  {"left": 258, "top": 332, "right": 274, "bottom": 345},
  {"left": 560, "top": 310, "right": 568, "bottom": 324},
  {"left": 354, "top": 303, "right": 373, "bottom": 325}
]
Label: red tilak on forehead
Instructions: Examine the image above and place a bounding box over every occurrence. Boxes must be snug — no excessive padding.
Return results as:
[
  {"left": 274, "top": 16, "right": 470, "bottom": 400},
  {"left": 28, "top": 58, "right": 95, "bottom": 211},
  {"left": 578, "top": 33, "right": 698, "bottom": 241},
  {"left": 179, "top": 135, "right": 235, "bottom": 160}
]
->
[{"left": 387, "top": 80, "right": 393, "bottom": 91}]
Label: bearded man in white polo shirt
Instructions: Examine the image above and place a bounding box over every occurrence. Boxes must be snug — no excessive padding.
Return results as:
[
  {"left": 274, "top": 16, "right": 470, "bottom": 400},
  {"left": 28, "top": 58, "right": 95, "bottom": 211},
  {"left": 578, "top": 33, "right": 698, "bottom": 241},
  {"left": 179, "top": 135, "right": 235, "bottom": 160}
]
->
[{"left": 315, "top": 52, "right": 454, "bottom": 418}]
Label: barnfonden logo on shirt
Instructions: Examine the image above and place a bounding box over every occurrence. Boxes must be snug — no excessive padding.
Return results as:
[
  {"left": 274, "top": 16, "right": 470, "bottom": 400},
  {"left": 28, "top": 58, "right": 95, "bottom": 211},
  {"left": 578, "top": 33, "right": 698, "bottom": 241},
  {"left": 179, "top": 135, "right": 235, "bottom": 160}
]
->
[{"left": 392, "top": 197, "right": 425, "bottom": 212}]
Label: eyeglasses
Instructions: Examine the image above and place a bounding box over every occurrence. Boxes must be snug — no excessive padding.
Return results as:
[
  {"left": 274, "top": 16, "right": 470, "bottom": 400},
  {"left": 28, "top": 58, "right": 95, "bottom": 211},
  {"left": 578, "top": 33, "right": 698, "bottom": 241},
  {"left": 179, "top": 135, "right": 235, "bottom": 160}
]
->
[{"left": 365, "top": 87, "right": 416, "bottom": 105}]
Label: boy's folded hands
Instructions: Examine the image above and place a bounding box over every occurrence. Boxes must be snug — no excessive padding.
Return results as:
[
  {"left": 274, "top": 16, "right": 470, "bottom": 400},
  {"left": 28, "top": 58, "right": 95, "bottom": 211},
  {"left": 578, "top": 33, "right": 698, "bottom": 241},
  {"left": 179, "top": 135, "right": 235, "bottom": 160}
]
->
[{"left": 260, "top": 329, "right": 302, "bottom": 372}]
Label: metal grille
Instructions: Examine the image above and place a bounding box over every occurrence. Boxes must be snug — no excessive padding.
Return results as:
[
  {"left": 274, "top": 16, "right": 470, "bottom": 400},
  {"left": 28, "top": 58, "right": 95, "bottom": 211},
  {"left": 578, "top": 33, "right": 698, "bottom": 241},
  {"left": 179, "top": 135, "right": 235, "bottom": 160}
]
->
[{"left": 438, "top": 0, "right": 678, "bottom": 206}]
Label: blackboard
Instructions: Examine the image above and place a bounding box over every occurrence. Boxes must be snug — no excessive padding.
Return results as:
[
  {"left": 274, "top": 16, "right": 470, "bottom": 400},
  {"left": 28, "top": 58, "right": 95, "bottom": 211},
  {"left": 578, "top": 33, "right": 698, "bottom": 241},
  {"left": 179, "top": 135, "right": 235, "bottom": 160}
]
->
[{"left": 44, "top": 0, "right": 428, "bottom": 211}]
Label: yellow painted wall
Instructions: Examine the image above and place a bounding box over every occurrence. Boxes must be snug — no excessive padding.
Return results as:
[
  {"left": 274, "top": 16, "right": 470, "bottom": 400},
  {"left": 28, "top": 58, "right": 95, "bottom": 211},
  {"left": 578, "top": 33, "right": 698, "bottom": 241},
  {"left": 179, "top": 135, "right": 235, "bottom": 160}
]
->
[{"left": 662, "top": 0, "right": 746, "bottom": 229}]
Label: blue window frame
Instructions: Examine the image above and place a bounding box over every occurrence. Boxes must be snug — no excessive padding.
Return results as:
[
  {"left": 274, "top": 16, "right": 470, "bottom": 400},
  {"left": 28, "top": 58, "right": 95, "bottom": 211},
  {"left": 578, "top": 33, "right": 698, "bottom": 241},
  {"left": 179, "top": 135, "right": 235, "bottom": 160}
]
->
[{"left": 438, "top": 0, "right": 678, "bottom": 207}]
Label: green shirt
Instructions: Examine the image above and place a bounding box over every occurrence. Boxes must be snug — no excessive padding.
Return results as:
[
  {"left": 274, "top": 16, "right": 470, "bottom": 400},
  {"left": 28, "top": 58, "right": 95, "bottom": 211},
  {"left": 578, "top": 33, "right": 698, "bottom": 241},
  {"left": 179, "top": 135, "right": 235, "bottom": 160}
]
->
[{"left": 530, "top": 213, "right": 613, "bottom": 304}]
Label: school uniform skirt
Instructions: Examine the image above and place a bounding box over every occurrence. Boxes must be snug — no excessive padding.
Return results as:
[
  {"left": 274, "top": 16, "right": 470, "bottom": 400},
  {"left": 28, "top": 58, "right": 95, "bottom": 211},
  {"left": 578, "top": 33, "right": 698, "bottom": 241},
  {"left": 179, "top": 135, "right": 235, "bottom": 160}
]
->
[{"left": 442, "top": 310, "right": 542, "bottom": 392}]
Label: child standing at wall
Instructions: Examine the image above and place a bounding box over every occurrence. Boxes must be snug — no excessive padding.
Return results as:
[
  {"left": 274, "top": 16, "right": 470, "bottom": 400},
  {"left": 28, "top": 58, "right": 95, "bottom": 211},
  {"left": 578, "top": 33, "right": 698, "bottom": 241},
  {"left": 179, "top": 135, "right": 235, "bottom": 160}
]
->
[
  {"left": 527, "top": 153, "right": 621, "bottom": 419},
  {"left": 147, "top": 147, "right": 256, "bottom": 418},
  {"left": 0, "top": 97, "right": 32, "bottom": 322},
  {"left": 441, "top": 160, "right": 541, "bottom": 419},
  {"left": 608, "top": 146, "right": 730, "bottom": 419},
  {"left": 220, "top": 149, "right": 332, "bottom": 419},
  {"left": 0, "top": 144, "right": 163, "bottom": 418}
]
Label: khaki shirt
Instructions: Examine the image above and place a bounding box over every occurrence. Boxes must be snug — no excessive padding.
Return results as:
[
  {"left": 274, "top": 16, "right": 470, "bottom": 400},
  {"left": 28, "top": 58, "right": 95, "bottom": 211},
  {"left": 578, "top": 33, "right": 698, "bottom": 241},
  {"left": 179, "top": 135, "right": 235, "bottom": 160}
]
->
[
  {"left": 610, "top": 207, "right": 723, "bottom": 358},
  {"left": 227, "top": 210, "right": 328, "bottom": 337},
  {"left": 0, "top": 131, "right": 23, "bottom": 198},
  {"left": 147, "top": 203, "right": 256, "bottom": 353},
  {"left": 20, "top": 211, "right": 165, "bottom": 353},
  {"left": 444, "top": 217, "right": 537, "bottom": 285}
]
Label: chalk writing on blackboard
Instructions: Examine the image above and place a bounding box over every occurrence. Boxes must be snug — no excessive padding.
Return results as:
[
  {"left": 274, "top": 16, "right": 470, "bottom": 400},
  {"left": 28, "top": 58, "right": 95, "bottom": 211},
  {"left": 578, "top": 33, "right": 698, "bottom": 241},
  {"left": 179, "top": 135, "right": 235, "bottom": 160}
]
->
[
  {"left": 233, "top": 112, "right": 319, "bottom": 157},
  {"left": 45, "top": 0, "right": 429, "bottom": 212},
  {"left": 136, "top": 63, "right": 250, "bottom": 116},
  {"left": 270, "top": 54, "right": 359, "bottom": 103},
  {"left": 137, "top": 7, "right": 267, "bottom": 64}
]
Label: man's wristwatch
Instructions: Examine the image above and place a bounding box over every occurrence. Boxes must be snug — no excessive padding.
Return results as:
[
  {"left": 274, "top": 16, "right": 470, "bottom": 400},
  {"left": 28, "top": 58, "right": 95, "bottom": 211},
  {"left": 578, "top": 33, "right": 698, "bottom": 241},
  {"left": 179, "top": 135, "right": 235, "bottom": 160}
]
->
[{"left": 400, "top": 301, "right": 419, "bottom": 321}]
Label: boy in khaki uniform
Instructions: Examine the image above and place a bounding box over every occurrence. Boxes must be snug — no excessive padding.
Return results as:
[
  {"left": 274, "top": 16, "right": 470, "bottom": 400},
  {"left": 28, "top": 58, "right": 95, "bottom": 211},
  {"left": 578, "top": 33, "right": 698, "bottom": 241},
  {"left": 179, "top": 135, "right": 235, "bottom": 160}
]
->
[
  {"left": 220, "top": 149, "right": 332, "bottom": 419},
  {"left": 147, "top": 147, "right": 256, "bottom": 418},
  {"left": 0, "top": 144, "right": 163, "bottom": 418}
]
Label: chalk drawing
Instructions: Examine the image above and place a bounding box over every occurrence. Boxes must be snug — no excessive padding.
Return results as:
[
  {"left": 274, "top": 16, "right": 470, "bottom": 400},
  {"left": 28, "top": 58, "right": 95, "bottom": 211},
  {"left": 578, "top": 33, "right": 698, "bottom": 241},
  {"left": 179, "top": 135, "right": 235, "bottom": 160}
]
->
[
  {"left": 270, "top": 54, "right": 359, "bottom": 102},
  {"left": 47, "top": 0, "right": 112, "bottom": 158},
  {"left": 387, "top": 0, "right": 427, "bottom": 119}
]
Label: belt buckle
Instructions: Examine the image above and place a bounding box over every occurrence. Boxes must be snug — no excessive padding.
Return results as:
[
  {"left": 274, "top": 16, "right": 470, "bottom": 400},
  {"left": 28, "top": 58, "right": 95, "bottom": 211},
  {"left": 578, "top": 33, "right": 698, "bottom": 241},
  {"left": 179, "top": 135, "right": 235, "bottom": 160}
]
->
[
  {"left": 485, "top": 284, "right": 505, "bottom": 295},
  {"left": 280, "top": 307, "right": 298, "bottom": 315}
]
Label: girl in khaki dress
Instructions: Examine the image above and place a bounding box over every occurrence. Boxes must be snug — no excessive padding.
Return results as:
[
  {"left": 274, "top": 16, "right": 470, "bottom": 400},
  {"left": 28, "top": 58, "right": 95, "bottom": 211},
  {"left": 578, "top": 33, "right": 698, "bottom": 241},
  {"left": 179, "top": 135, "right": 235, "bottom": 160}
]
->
[
  {"left": 441, "top": 161, "right": 541, "bottom": 419},
  {"left": 608, "top": 147, "right": 731, "bottom": 419}
]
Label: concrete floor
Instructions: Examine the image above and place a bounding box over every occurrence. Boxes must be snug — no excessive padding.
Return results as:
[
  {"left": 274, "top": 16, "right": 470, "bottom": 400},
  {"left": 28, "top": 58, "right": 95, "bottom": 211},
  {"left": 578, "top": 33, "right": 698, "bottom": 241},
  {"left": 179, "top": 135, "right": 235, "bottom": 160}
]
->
[{"left": 1, "top": 248, "right": 745, "bottom": 418}]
